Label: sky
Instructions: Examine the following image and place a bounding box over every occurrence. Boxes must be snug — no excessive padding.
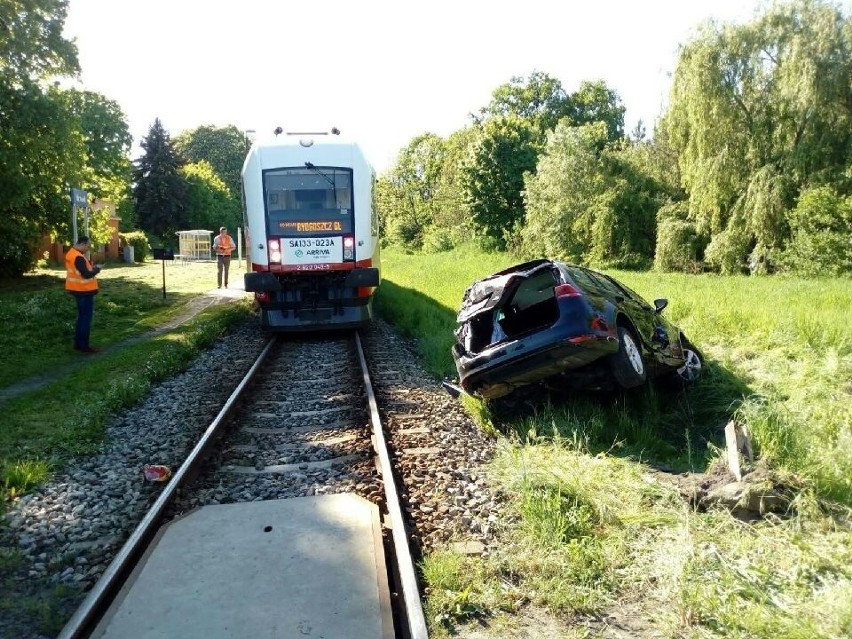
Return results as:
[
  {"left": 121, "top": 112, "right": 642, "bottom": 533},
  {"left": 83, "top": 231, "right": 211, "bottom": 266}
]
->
[{"left": 63, "top": 0, "right": 772, "bottom": 174}]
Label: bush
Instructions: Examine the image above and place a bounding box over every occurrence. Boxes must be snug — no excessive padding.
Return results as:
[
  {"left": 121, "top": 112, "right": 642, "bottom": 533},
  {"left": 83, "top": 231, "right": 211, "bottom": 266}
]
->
[
  {"left": 0, "top": 214, "right": 41, "bottom": 278},
  {"left": 654, "top": 202, "right": 705, "bottom": 272},
  {"left": 119, "top": 230, "right": 151, "bottom": 263},
  {"left": 777, "top": 186, "right": 851, "bottom": 276},
  {"left": 421, "top": 226, "right": 455, "bottom": 254}
]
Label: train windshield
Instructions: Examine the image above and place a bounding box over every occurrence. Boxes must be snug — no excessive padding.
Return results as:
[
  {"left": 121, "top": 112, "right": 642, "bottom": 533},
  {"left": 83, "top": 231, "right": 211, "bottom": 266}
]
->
[{"left": 263, "top": 167, "right": 354, "bottom": 236}]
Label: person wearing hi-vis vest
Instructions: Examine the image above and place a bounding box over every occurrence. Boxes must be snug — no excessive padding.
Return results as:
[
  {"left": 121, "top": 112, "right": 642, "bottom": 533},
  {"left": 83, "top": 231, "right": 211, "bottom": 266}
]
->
[
  {"left": 65, "top": 236, "right": 102, "bottom": 354},
  {"left": 212, "top": 226, "right": 235, "bottom": 288}
]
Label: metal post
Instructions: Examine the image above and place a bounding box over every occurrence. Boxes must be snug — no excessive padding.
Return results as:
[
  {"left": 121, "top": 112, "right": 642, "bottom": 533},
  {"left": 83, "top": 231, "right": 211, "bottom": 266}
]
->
[
  {"left": 162, "top": 259, "right": 166, "bottom": 300},
  {"left": 237, "top": 227, "right": 243, "bottom": 267}
]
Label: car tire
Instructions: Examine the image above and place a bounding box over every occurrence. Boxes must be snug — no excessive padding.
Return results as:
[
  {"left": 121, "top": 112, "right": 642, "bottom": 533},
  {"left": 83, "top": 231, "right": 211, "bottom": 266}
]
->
[
  {"left": 674, "top": 338, "right": 703, "bottom": 383},
  {"left": 610, "top": 326, "right": 647, "bottom": 389}
]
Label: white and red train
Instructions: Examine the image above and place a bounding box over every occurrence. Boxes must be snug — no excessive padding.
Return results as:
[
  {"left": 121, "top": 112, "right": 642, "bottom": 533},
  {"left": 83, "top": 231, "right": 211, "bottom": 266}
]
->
[{"left": 242, "top": 128, "right": 381, "bottom": 330}]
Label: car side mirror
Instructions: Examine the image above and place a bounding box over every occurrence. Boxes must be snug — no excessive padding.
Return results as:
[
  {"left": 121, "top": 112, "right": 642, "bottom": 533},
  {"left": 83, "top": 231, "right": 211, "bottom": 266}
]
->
[{"left": 654, "top": 298, "right": 668, "bottom": 313}]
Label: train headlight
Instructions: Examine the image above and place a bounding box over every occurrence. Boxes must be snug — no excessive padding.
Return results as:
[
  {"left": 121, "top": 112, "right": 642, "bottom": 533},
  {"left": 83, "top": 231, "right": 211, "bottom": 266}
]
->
[
  {"left": 343, "top": 235, "right": 354, "bottom": 261},
  {"left": 269, "top": 239, "right": 282, "bottom": 264}
]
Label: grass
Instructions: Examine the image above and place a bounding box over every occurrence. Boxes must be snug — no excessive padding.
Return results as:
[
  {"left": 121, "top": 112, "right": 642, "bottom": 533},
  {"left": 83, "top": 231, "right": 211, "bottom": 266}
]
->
[
  {"left": 374, "top": 244, "right": 852, "bottom": 638},
  {"left": 0, "top": 259, "right": 252, "bottom": 503},
  {"left": 0, "top": 259, "right": 232, "bottom": 387},
  {"left": 1, "top": 247, "right": 849, "bottom": 638}
]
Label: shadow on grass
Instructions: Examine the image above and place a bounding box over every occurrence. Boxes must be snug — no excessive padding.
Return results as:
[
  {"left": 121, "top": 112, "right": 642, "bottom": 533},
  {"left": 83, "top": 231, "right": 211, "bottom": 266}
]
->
[
  {"left": 486, "top": 360, "right": 754, "bottom": 471},
  {"left": 374, "top": 279, "right": 459, "bottom": 377},
  {"left": 375, "top": 278, "right": 755, "bottom": 472},
  {"left": 0, "top": 266, "right": 204, "bottom": 388}
]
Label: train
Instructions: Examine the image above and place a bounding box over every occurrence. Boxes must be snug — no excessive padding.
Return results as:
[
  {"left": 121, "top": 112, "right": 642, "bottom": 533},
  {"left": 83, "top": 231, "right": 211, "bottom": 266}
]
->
[{"left": 242, "top": 128, "right": 381, "bottom": 330}]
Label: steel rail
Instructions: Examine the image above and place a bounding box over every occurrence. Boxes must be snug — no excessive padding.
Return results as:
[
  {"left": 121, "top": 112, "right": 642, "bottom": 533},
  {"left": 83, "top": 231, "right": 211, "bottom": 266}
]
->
[
  {"left": 57, "top": 337, "right": 278, "bottom": 639},
  {"left": 354, "top": 331, "right": 429, "bottom": 639}
]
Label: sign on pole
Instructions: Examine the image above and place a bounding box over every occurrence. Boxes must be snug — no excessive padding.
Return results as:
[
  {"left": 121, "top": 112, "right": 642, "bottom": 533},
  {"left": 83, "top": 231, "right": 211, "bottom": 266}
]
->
[{"left": 70, "top": 188, "right": 89, "bottom": 244}]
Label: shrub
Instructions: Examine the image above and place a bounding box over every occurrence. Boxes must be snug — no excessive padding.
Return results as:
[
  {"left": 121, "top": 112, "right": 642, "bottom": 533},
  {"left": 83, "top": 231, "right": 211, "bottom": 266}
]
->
[
  {"left": 119, "top": 230, "right": 151, "bottom": 262},
  {"left": 777, "top": 186, "right": 852, "bottom": 276},
  {"left": 654, "top": 202, "right": 704, "bottom": 272},
  {"left": 0, "top": 214, "right": 41, "bottom": 278}
]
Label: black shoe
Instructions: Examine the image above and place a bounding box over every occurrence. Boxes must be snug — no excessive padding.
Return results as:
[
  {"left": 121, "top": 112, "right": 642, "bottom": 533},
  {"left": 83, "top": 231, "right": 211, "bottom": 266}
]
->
[{"left": 77, "top": 347, "right": 100, "bottom": 354}]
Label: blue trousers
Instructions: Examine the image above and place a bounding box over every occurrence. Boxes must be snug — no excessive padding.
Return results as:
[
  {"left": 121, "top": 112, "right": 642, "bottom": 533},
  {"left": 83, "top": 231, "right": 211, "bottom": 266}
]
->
[{"left": 73, "top": 294, "right": 94, "bottom": 349}]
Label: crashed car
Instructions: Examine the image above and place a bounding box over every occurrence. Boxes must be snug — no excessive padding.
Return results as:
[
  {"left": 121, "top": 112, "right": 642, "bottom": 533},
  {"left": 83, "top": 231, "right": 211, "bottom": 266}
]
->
[{"left": 452, "top": 259, "right": 702, "bottom": 398}]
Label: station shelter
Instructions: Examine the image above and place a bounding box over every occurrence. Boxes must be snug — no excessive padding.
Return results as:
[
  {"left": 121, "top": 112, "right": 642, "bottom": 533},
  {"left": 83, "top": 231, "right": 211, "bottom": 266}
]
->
[{"left": 176, "top": 230, "right": 213, "bottom": 261}]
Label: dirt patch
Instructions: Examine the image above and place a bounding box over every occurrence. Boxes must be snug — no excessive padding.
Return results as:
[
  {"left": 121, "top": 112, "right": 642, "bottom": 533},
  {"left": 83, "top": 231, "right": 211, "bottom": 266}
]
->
[{"left": 644, "top": 462, "right": 799, "bottom": 520}]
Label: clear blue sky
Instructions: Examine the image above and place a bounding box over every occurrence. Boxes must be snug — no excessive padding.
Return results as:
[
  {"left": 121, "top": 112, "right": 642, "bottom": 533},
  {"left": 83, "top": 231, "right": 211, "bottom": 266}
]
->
[{"left": 64, "top": 0, "right": 771, "bottom": 173}]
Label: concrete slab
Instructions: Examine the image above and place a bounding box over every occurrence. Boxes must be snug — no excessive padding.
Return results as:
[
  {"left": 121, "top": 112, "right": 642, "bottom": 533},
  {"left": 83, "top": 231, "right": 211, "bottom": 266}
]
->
[{"left": 93, "top": 494, "right": 393, "bottom": 639}]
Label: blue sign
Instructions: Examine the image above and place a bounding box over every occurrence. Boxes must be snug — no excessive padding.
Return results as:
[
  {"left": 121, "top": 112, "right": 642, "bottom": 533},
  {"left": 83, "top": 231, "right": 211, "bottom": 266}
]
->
[{"left": 70, "top": 188, "right": 88, "bottom": 208}]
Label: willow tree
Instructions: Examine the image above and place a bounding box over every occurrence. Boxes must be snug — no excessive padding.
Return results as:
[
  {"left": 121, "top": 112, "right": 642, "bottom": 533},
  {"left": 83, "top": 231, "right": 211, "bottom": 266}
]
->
[{"left": 661, "top": 0, "right": 851, "bottom": 273}]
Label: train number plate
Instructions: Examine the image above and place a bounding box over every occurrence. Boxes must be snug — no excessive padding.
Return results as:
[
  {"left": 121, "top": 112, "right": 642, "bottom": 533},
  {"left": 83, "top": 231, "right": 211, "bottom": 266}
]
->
[{"left": 282, "top": 237, "right": 342, "bottom": 265}]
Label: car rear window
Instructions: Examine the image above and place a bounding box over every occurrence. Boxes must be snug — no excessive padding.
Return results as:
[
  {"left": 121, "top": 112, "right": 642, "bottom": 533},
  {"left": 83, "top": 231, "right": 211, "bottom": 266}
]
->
[{"left": 563, "top": 266, "right": 598, "bottom": 292}]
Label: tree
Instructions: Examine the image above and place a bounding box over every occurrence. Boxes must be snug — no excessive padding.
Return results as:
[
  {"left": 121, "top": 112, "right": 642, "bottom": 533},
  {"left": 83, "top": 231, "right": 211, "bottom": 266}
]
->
[
  {"left": 173, "top": 125, "right": 247, "bottom": 203},
  {"left": 0, "top": 0, "right": 78, "bottom": 81},
  {"left": 476, "top": 70, "right": 572, "bottom": 135},
  {"left": 0, "top": 80, "right": 86, "bottom": 276},
  {"left": 0, "top": 0, "right": 82, "bottom": 277},
  {"left": 461, "top": 116, "right": 539, "bottom": 250},
  {"left": 64, "top": 89, "right": 133, "bottom": 230},
  {"left": 522, "top": 122, "right": 662, "bottom": 267},
  {"left": 661, "top": 0, "right": 852, "bottom": 273},
  {"left": 777, "top": 185, "right": 852, "bottom": 275},
  {"left": 181, "top": 160, "right": 239, "bottom": 232},
  {"left": 133, "top": 119, "right": 188, "bottom": 241},
  {"left": 568, "top": 80, "right": 626, "bottom": 143},
  {"left": 381, "top": 133, "right": 446, "bottom": 249}
]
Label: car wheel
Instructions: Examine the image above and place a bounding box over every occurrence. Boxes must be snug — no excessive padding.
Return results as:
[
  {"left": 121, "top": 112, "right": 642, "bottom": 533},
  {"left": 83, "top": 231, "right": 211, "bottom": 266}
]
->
[
  {"left": 610, "top": 326, "right": 647, "bottom": 388},
  {"left": 675, "top": 339, "right": 703, "bottom": 383}
]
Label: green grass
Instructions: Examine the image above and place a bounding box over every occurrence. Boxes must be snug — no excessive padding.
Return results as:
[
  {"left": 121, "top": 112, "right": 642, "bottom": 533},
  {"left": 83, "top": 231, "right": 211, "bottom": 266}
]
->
[
  {"left": 376, "top": 244, "right": 852, "bottom": 638},
  {"left": 0, "top": 260, "right": 252, "bottom": 503},
  {"left": 376, "top": 245, "right": 852, "bottom": 501},
  {"left": 0, "top": 260, "right": 229, "bottom": 387}
]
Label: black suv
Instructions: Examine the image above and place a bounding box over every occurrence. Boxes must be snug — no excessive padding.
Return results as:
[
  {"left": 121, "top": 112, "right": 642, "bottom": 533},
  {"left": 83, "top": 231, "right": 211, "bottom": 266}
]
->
[{"left": 452, "top": 260, "right": 702, "bottom": 398}]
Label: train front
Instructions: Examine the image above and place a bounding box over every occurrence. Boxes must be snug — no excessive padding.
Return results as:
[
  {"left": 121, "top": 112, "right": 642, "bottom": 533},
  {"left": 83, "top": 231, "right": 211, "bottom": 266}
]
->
[{"left": 242, "top": 134, "right": 381, "bottom": 330}]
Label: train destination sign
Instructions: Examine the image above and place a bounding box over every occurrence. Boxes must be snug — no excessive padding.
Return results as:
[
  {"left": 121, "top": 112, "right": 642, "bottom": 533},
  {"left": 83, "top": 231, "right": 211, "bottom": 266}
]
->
[{"left": 278, "top": 220, "right": 343, "bottom": 233}]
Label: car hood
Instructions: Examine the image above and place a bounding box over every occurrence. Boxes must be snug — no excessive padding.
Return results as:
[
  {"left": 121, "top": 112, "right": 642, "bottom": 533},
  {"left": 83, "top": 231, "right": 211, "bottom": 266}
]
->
[{"left": 456, "top": 259, "right": 554, "bottom": 324}]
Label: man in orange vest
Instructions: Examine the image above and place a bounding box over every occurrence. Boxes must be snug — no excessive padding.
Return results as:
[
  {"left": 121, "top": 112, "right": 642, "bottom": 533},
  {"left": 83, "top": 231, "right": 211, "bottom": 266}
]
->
[
  {"left": 65, "top": 236, "right": 102, "bottom": 354},
  {"left": 212, "top": 226, "right": 235, "bottom": 288}
]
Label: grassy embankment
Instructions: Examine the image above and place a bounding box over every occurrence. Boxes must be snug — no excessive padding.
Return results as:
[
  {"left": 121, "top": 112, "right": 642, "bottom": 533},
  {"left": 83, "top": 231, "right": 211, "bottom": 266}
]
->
[
  {"left": 376, "top": 244, "right": 852, "bottom": 638},
  {"left": 0, "top": 260, "right": 252, "bottom": 502}
]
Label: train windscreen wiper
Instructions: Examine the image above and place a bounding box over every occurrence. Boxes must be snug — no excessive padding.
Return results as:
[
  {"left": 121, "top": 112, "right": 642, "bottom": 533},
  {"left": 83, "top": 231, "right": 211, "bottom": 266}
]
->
[{"left": 304, "top": 162, "right": 337, "bottom": 202}]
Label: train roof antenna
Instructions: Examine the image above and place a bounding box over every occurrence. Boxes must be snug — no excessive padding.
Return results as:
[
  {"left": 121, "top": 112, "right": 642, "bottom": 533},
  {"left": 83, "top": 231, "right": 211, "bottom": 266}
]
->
[
  {"left": 273, "top": 126, "right": 283, "bottom": 136},
  {"left": 331, "top": 127, "right": 340, "bottom": 135}
]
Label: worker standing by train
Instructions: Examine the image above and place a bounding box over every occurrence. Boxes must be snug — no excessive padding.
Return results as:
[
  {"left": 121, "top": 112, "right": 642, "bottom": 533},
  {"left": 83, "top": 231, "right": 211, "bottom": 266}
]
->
[{"left": 212, "top": 226, "right": 235, "bottom": 288}]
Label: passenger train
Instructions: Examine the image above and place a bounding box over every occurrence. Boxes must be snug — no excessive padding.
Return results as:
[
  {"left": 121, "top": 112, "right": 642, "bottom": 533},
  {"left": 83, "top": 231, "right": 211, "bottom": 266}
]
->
[{"left": 242, "top": 128, "right": 381, "bottom": 330}]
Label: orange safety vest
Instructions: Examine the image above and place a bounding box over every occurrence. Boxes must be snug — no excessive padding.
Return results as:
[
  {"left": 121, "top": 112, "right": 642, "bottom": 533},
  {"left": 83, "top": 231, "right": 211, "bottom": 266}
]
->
[
  {"left": 216, "top": 233, "right": 235, "bottom": 256},
  {"left": 65, "top": 247, "right": 99, "bottom": 293}
]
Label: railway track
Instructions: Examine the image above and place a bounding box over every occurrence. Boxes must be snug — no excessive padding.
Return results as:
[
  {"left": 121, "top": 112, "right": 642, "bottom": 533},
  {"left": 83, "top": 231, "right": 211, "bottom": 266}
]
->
[
  {"left": 1, "top": 317, "right": 500, "bottom": 639},
  {"left": 58, "top": 331, "right": 427, "bottom": 638}
]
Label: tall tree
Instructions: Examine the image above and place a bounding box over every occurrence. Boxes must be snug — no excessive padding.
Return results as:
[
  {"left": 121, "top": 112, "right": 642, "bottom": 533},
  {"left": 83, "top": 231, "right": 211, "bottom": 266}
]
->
[
  {"left": 180, "top": 160, "right": 239, "bottom": 232},
  {"left": 0, "top": 81, "right": 85, "bottom": 276},
  {"left": 462, "top": 116, "right": 539, "bottom": 250},
  {"left": 0, "top": 0, "right": 78, "bottom": 81},
  {"left": 568, "top": 80, "right": 626, "bottom": 143},
  {"left": 381, "top": 133, "right": 445, "bottom": 249},
  {"left": 133, "top": 119, "right": 188, "bottom": 240},
  {"left": 476, "top": 70, "right": 571, "bottom": 136},
  {"left": 173, "top": 125, "right": 247, "bottom": 202},
  {"left": 0, "top": 0, "right": 82, "bottom": 277},
  {"left": 661, "top": 0, "right": 852, "bottom": 273},
  {"left": 522, "top": 122, "right": 664, "bottom": 267}
]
